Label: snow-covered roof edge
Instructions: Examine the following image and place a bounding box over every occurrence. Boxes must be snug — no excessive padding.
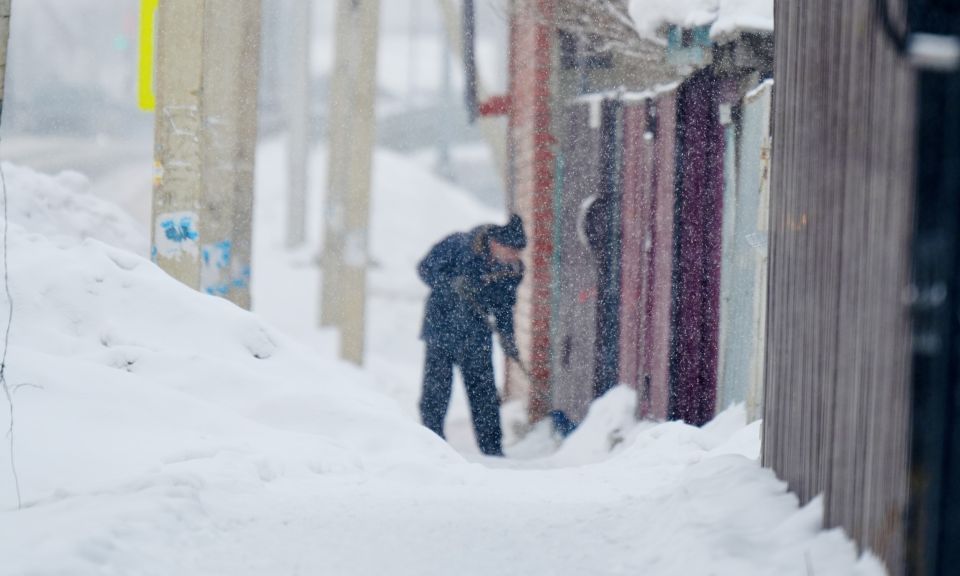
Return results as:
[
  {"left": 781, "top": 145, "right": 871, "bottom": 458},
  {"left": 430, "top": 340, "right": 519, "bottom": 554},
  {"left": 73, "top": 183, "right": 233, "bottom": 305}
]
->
[{"left": 628, "top": 0, "right": 773, "bottom": 42}]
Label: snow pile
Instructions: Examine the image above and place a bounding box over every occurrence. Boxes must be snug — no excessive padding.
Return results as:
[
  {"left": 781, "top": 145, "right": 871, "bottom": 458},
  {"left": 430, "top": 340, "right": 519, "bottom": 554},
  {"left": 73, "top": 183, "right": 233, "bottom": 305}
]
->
[
  {"left": 504, "top": 384, "right": 757, "bottom": 467},
  {"left": 548, "top": 386, "right": 658, "bottom": 464},
  {"left": 504, "top": 386, "right": 653, "bottom": 464},
  {"left": 581, "top": 416, "right": 886, "bottom": 576},
  {"left": 0, "top": 166, "right": 460, "bottom": 514},
  {"left": 507, "top": 389, "right": 885, "bottom": 574},
  {"left": 1, "top": 163, "right": 147, "bottom": 254},
  {"left": 507, "top": 385, "right": 755, "bottom": 468},
  {"left": 495, "top": 393, "right": 884, "bottom": 574},
  {"left": 0, "top": 235, "right": 460, "bottom": 501},
  {"left": 628, "top": 0, "right": 773, "bottom": 40}
]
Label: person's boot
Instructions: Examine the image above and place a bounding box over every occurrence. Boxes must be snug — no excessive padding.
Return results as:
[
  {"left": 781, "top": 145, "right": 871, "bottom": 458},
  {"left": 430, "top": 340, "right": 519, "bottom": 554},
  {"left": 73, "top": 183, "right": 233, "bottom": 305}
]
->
[{"left": 480, "top": 446, "right": 504, "bottom": 457}]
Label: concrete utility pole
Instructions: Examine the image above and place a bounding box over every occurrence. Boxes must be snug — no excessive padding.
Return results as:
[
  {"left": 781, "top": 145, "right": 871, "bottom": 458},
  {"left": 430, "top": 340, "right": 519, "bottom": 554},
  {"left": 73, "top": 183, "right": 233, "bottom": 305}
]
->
[
  {"left": 258, "top": 0, "right": 279, "bottom": 121},
  {"left": 321, "top": 0, "right": 380, "bottom": 365},
  {"left": 153, "top": 0, "right": 262, "bottom": 309},
  {"left": 0, "top": 0, "right": 10, "bottom": 118},
  {"left": 286, "top": 0, "right": 311, "bottom": 248},
  {"left": 407, "top": 0, "right": 420, "bottom": 108}
]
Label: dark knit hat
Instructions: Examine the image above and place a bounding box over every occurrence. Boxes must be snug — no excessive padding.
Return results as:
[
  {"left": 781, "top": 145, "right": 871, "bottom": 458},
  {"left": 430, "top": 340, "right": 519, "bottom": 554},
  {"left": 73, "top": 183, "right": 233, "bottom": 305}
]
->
[{"left": 489, "top": 214, "right": 527, "bottom": 249}]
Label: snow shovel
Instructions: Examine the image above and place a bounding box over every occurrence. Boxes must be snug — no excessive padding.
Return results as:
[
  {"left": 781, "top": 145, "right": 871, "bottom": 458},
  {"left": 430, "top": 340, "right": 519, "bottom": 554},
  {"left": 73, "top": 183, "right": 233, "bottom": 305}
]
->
[{"left": 460, "top": 284, "right": 580, "bottom": 437}]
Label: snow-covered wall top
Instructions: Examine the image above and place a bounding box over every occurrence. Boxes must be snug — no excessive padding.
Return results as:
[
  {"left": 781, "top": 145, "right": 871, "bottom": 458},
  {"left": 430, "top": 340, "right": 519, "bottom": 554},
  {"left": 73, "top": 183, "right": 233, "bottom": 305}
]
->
[
  {"left": 628, "top": 0, "right": 774, "bottom": 40},
  {"left": 572, "top": 82, "right": 682, "bottom": 105}
]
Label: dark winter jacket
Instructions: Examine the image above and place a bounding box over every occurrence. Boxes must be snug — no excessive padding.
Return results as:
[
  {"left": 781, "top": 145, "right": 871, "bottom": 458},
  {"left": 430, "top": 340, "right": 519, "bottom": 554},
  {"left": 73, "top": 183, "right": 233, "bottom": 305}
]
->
[{"left": 418, "top": 225, "right": 524, "bottom": 353}]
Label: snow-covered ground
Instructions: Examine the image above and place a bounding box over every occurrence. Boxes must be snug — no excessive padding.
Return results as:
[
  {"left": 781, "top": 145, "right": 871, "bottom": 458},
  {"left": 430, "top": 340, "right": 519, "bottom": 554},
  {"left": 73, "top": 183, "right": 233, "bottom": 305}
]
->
[{"left": 0, "top": 153, "right": 886, "bottom": 575}]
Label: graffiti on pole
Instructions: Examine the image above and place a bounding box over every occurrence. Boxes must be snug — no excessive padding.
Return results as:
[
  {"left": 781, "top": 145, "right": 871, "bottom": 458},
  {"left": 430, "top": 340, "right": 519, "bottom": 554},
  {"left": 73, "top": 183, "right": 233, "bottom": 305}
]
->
[{"left": 153, "top": 211, "right": 199, "bottom": 260}]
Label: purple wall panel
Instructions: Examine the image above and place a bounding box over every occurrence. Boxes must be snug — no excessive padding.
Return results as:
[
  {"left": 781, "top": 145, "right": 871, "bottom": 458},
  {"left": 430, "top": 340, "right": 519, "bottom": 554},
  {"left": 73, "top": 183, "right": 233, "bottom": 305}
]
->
[
  {"left": 641, "top": 92, "right": 677, "bottom": 421},
  {"left": 670, "top": 71, "right": 727, "bottom": 426},
  {"left": 618, "top": 104, "right": 651, "bottom": 393},
  {"left": 617, "top": 91, "right": 679, "bottom": 422}
]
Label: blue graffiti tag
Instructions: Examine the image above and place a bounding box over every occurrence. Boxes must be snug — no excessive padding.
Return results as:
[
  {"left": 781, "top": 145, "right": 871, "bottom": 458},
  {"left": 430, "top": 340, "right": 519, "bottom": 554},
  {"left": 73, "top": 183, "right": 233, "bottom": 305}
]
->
[
  {"left": 205, "top": 284, "right": 231, "bottom": 296},
  {"left": 215, "top": 241, "right": 231, "bottom": 267},
  {"left": 201, "top": 240, "right": 235, "bottom": 297},
  {"left": 232, "top": 265, "right": 252, "bottom": 289},
  {"left": 162, "top": 216, "right": 199, "bottom": 243},
  {"left": 202, "top": 241, "right": 232, "bottom": 268}
]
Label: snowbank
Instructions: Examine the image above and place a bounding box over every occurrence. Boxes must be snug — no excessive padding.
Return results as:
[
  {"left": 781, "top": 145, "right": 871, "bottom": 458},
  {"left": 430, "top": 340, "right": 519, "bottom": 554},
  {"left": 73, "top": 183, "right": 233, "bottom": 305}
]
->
[
  {"left": 495, "top": 386, "right": 883, "bottom": 575},
  {"left": 0, "top": 164, "right": 461, "bottom": 514},
  {"left": 0, "top": 229, "right": 460, "bottom": 504},
  {"left": 2, "top": 163, "right": 147, "bottom": 254}
]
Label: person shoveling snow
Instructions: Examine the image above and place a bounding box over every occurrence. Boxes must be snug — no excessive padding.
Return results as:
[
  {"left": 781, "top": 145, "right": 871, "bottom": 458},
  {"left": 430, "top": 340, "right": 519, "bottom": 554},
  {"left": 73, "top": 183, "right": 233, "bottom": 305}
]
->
[{"left": 416, "top": 214, "right": 529, "bottom": 456}]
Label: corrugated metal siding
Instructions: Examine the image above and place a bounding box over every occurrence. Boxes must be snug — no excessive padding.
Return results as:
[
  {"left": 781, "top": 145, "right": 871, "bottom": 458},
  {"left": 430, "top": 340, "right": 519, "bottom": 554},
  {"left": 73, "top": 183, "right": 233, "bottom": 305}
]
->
[
  {"left": 642, "top": 93, "right": 678, "bottom": 421},
  {"left": 618, "top": 91, "right": 678, "bottom": 421},
  {"left": 593, "top": 100, "right": 624, "bottom": 397},
  {"left": 762, "top": 0, "right": 916, "bottom": 572},
  {"left": 669, "top": 70, "right": 728, "bottom": 426},
  {"left": 746, "top": 83, "right": 772, "bottom": 422},
  {"left": 716, "top": 102, "right": 740, "bottom": 407},
  {"left": 617, "top": 102, "right": 650, "bottom": 395},
  {"left": 550, "top": 102, "right": 602, "bottom": 421},
  {"left": 717, "top": 81, "right": 773, "bottom": 417}
]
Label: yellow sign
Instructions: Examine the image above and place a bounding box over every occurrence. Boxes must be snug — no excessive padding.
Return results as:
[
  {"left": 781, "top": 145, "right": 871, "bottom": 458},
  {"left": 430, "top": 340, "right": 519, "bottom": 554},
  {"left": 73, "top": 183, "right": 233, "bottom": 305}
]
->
[{"left": 138, "top": 0, "right": 158, "bottom": 111}]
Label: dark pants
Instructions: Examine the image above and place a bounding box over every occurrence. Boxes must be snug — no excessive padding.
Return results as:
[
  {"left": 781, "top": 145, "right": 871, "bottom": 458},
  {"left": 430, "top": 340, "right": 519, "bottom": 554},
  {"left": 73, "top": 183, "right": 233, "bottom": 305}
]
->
[{"left": 420, "top": 339, "right": 503, "bottom": 456}]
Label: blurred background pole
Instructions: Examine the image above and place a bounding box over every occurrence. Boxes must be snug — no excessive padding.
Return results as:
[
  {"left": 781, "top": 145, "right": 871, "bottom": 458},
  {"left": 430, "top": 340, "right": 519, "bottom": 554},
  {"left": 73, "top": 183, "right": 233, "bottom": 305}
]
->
[
  {"left": 286, "top": 0, "right": 310, "bottom": 248},
  {"left": 0, "top": 1, "right": 11, "bottom": 118},
  {"left": 216, "top": 0, "right": 261, "bottom": 310},
  {"left": 436, "top": 22, "right": 453, "bottom": 180},
  {"left": 435, "top": 0, "right": 507, "bottom": 187},
  {"left": 321, "top": 0, "right": 380, "bottom": 365},
  {"left": 153, "top": 0, "right": 261, "bottom": 308},
  {"left": 320, "top": 0, "right": 349, "bottom": 329},
  {"left": 407, "top": 0, "right": 419, "bottom": 110}
]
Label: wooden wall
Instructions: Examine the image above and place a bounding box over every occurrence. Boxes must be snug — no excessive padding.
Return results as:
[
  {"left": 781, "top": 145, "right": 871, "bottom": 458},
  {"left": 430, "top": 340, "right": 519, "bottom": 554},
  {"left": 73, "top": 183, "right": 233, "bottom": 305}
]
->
[{"left": 762, "top": 0, "right": 916, "bottom": 573}]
